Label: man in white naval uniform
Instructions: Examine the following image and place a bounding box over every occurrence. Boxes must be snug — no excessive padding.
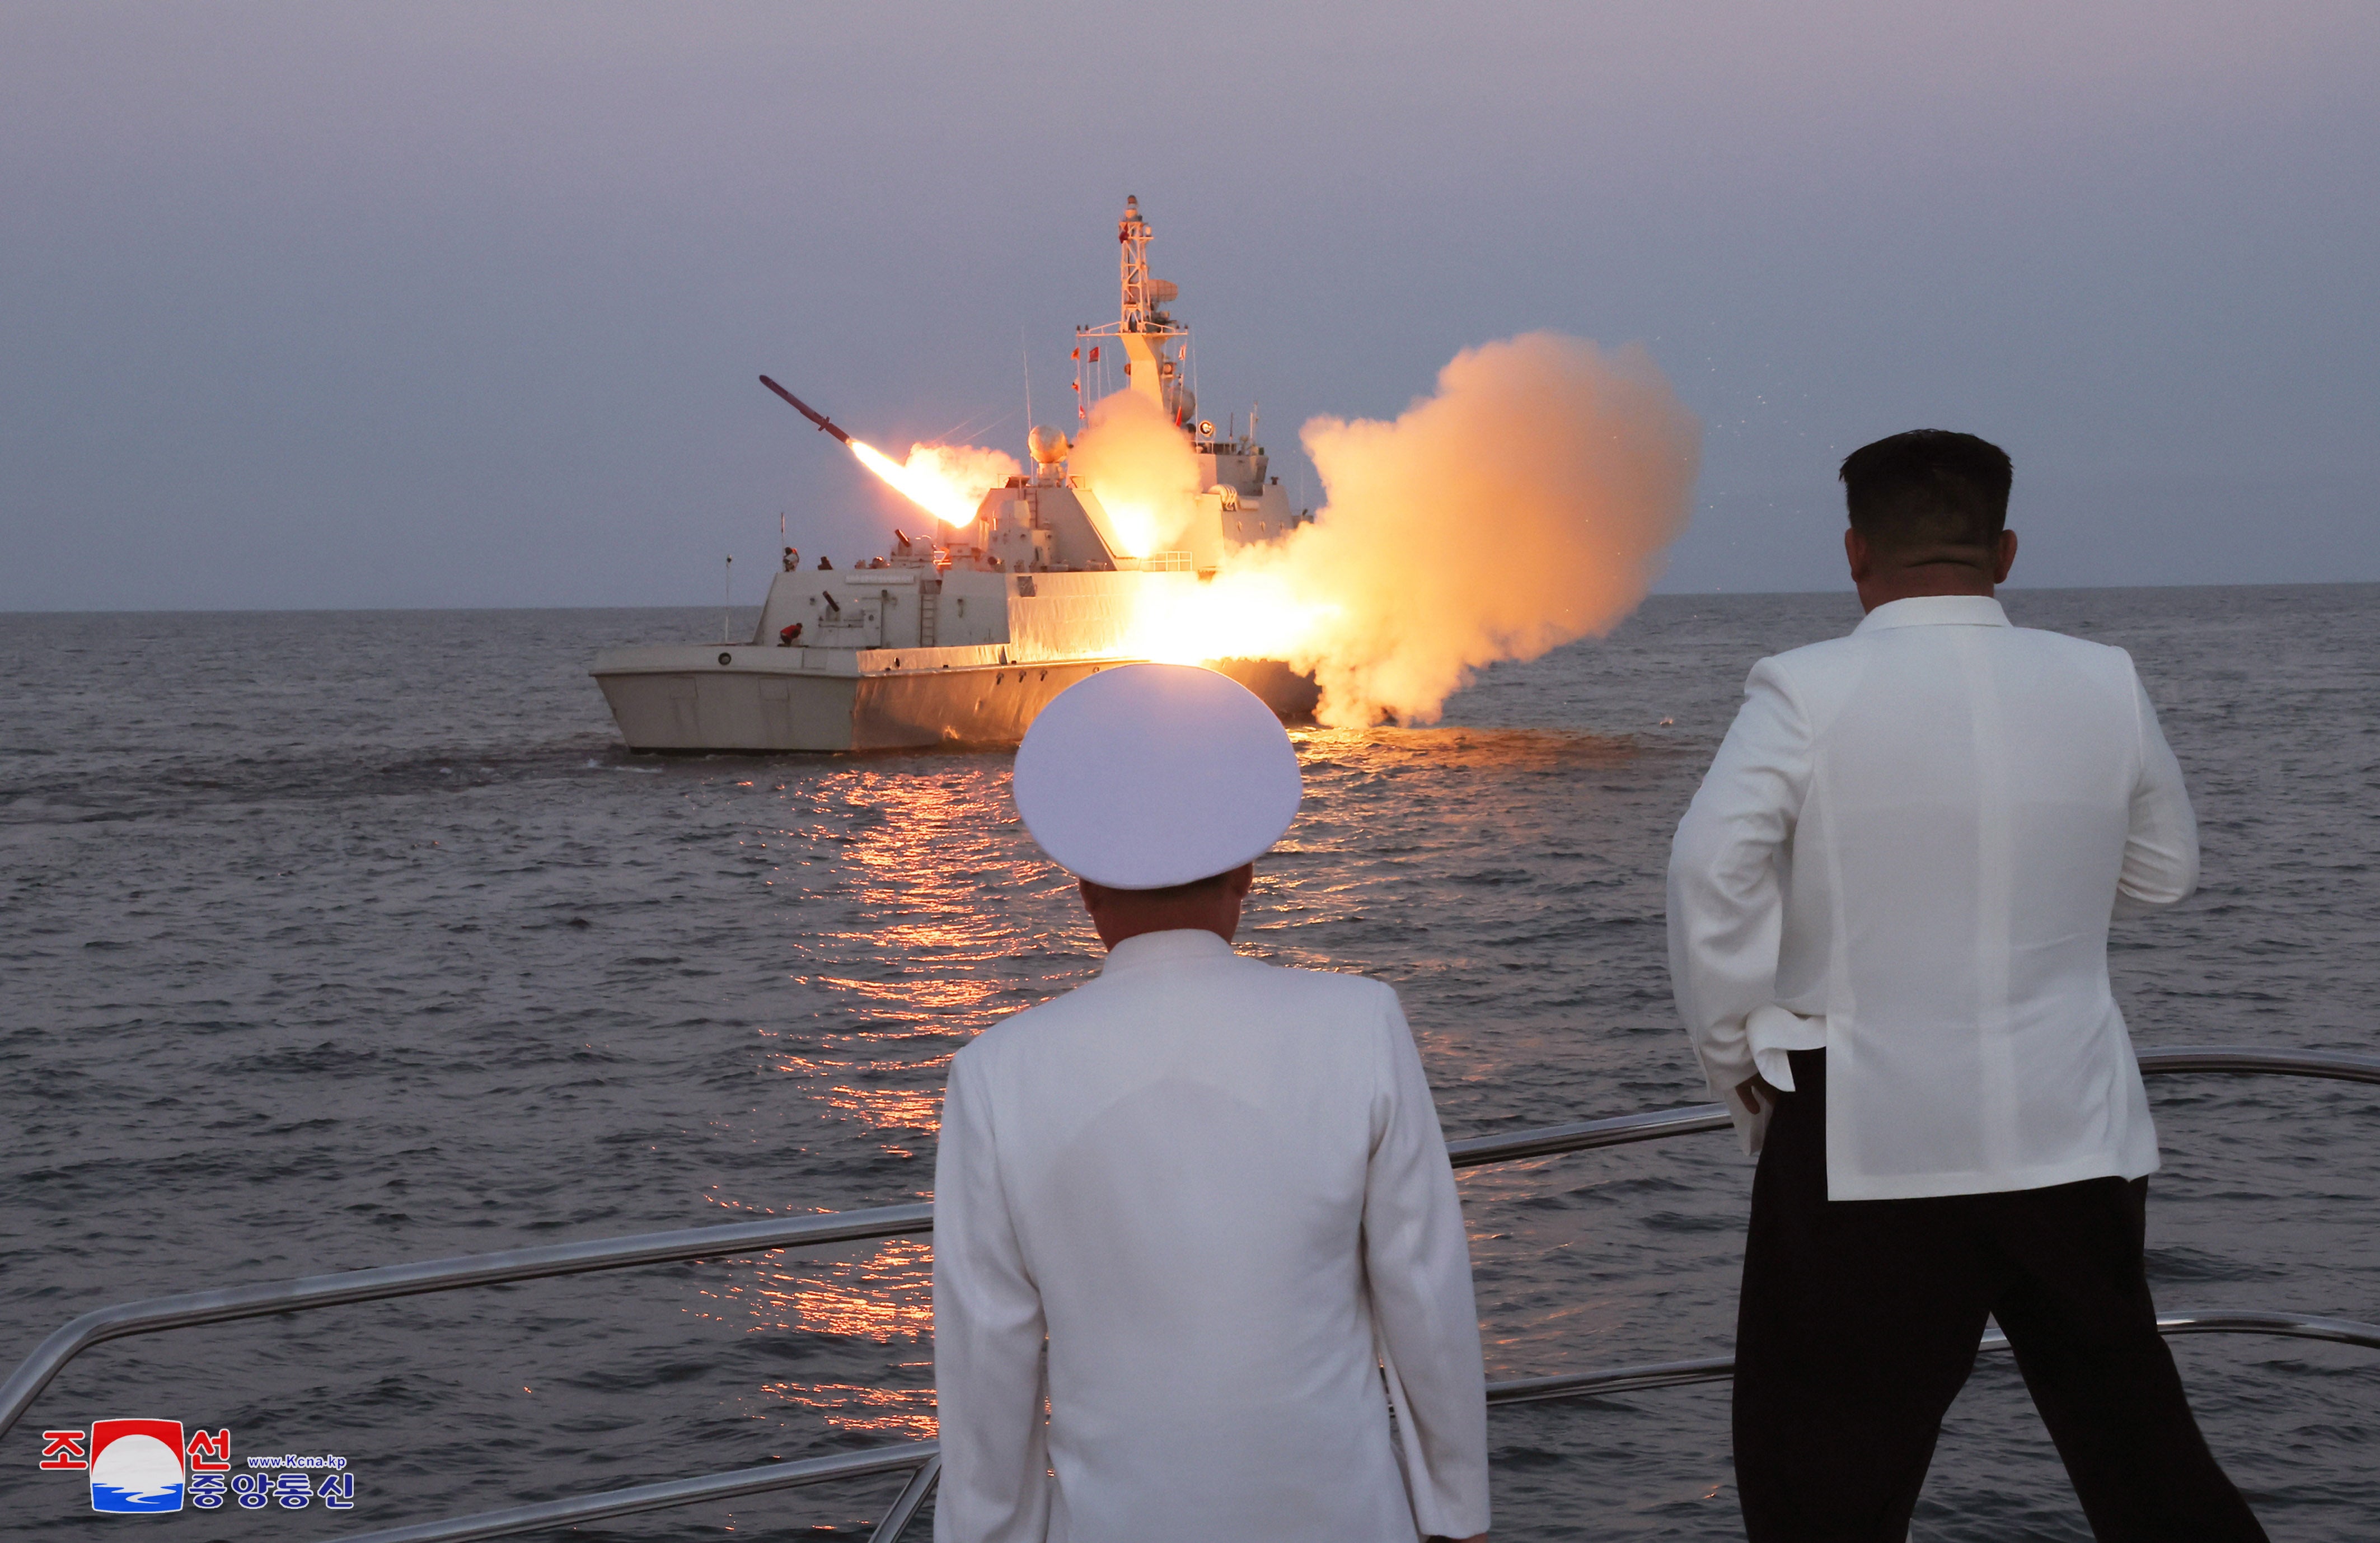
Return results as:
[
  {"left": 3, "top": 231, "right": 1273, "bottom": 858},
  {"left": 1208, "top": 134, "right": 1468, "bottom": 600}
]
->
[
  {"left": 934, "top": 663, "right": 1491, "bottom": 1543},
  {"left": 1669, "top": 431, "right": 2266, "bottom": 1541}
]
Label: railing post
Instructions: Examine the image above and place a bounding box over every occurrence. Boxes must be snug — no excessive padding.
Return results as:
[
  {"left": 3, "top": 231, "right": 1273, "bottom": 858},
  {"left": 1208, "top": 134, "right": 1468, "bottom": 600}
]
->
[{"left": 867, "top": 1453, "right": 943, "bottom": 1543}]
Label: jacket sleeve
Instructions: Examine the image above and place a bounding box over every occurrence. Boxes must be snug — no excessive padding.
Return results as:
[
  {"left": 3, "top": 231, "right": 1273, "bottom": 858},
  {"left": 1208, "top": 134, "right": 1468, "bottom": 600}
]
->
[
  {"left": 931, "top": 1049, "right": 1051, "bottom": 1543},
  {"left": 2115, "top": 661, "right": 2199, "bottom": 916},
  {"left": 1666, "top": 658, "right": 1814, "bottom": 1150},
  {"left": 1363, "top": 989, "right": 1490, "bottom": 1541}
]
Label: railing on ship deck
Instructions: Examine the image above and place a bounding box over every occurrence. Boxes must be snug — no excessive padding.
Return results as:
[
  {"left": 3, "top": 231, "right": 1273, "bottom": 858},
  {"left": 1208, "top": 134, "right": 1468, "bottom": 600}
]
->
[{"left": 3, "top": 1046, "right": 2376, "bottom": 1543}]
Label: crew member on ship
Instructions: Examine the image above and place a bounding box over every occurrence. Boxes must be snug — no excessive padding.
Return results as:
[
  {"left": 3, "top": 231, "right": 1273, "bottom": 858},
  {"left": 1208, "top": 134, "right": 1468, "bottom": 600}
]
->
[
  {"left": 933, "top": 664, "right": 1491, "bottom": 1543},
  {"left": 1667, "top": 431, "right": 2267, "bottom": 1541}
]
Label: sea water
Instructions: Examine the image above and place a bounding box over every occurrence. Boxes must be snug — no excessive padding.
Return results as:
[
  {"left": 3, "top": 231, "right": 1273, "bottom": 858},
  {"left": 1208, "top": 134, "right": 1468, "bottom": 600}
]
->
[{"left": 2, "top": 588, "right": 2374, "bottom": 1539}]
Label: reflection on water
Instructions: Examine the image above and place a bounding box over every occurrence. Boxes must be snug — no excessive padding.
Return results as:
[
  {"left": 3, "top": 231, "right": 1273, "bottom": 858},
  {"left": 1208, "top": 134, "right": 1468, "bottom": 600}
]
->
[
  {"left": 813, "top": 1084, "right": 944, "bottom": 1151},
  {"left": 729, "top": 761, "right": 1075, "bottom": 1436},
  {"left": 766, "top": 1054, "right": 948, "bottom": 1158},
  {"left": 761, "top": 1380, "right": 941, "bottom": 1441},
  {"left": 694, "top": 1240, "right": 935, "bottom": 1343}
]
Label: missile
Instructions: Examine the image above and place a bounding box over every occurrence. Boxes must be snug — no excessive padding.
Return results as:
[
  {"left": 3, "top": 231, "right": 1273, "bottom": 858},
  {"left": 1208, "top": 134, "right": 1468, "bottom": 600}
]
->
[{"left": 758, "top": 375, "right": 851, "bottom": 444}]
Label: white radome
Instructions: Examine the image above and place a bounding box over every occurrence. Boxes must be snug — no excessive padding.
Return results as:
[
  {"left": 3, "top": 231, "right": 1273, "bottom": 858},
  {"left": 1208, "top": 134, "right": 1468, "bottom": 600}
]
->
[
  {"left": 1013, "top": 663, "right": 1302, "bottom": 890},
  {"left": 1027, "top": 424, "right": 1071, "bottom": 466}
]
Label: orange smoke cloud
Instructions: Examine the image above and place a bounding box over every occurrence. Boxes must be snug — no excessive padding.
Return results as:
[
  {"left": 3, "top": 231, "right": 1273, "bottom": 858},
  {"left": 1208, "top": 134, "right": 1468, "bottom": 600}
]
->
[
  {"left": 1066, "top": 390, "right": 1201, "bottom": 558},
  {"left": 850, "top": 440, "right": 1021, "bottom": 527},
  {"left": 1132, "top": 332, "right": 1700, "bottom": 726}
]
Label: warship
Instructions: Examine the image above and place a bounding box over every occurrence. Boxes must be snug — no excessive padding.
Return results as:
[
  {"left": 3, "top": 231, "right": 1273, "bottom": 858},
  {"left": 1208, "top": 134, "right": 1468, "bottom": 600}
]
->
[{"left": 591, "top": 196, "right": 1317, "bottom": 753}]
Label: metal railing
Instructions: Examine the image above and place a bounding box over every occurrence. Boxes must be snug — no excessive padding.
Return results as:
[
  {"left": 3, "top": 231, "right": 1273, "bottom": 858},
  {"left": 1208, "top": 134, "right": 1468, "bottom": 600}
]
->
[
  {"left": 0, "top": 1096, "right": 1758, "bottom": 1444},
  {"left": 1482, "top": 1306, "right": 2380, "bottom": 1406},
  {"left": 334, "top": 1444, "right": 941, "bottom": 1543},
  {"left": 3, "top": 1044, "right": 2374, "bottom": 1541},
  {"left": 0, "top": 1204, "right": 934, "bottom": 1446},
  {"left": 322, "top": 1305, "right": 2380, "bottom": 1543}
]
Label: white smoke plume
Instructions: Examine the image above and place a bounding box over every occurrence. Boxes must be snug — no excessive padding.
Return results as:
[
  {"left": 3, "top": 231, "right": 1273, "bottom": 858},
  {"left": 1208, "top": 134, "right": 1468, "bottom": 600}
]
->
[
  {"left": 1066, "top": 388, "right": 1201, "bottom": 557},
  {"left": 1147, "top": 332, "right": 1700, "bottom": 727}
]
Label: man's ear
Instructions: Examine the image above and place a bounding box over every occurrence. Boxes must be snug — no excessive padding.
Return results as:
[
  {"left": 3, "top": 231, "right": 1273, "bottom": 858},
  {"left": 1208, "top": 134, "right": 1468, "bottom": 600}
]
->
[
  {"left": 1077, "top": 878, "right": 1104, "bottom": 915},
  {"left": 1994, "top": 529, "right": 2018, "bottom": 585},
  {"left": 1844, "top": 527, "right": 1871, "bottom": 584},
  {"left": 1224, "top": 863, "right": 1254, "bottom": 900}
]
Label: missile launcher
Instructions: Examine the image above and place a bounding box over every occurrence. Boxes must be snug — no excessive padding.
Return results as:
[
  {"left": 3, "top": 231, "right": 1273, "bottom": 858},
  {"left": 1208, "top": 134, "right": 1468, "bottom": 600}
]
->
[{"left": 591, "top": 198, "right": 1317, "bottom": 752}]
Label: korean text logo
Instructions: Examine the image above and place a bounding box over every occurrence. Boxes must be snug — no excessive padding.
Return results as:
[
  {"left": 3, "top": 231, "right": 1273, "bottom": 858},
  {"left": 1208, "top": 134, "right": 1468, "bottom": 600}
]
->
[{"left": 39, "top": 1420, "right": 356, "bottom": 1515}]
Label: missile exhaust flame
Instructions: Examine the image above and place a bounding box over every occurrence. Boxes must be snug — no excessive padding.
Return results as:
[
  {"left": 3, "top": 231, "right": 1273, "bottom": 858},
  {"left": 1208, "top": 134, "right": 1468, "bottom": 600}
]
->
[
  {"left": 847, "top": 440, "right": 1022, "bottom": 528},
  {"left": 1067, "top": 389, "right": 1199, "bottom": 559},
  {"left": 759, "top": 376, "right": 1018, "bottom": 529}
]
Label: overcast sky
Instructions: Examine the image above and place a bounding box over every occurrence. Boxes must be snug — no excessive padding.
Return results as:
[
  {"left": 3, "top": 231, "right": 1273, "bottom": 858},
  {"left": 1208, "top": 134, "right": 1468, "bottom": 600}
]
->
[{"left": 3, "top": 2, "right": 2374, "bottom": 611}]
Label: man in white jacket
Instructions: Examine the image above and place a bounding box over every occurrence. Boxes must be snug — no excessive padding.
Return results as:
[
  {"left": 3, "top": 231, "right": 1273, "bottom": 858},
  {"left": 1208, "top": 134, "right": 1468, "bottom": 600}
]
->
[
  {"left": 934, "top": 663, "right": 1490, "bottom": 1543},
  {"left": 1668, "top": 432, "right": 2265, "bottom": 1540}
]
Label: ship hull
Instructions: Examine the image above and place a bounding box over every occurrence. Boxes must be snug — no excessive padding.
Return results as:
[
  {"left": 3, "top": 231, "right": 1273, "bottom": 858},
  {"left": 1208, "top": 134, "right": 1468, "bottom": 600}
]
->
[
  {"left": 591, "top": 644, "right": 1314, "bottom": 753},
  {"left": 1208, "top": 657, "right": 1322, "bottom": 721}
]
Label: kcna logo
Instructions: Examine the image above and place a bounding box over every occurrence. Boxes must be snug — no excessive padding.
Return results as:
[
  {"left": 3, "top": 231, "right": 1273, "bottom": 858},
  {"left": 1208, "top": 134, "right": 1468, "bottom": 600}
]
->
[
  {"left": 39, "top": 1419, "right": 354, "bottom": 1516},
  {"left": 41, "top": 1420, "right": 221, "bottom": 1514}
]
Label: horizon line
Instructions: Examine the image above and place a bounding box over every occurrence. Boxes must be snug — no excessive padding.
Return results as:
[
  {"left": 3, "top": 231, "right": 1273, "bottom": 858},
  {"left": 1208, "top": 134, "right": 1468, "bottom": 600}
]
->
[{"left": 6, "top": 577, "right": 2378, "bottom": 619}]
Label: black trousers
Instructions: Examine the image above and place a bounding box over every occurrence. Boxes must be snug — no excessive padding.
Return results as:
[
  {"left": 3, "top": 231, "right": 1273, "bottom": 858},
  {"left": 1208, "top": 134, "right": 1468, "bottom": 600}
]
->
[{"left": 1733, "top": 1049, "right": 2267, "bottom": 1542}]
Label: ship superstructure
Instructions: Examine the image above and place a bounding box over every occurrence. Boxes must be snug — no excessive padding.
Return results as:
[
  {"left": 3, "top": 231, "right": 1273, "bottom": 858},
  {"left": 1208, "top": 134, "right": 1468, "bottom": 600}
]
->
[{"left": 591, "top": 197, "right": 1315, "bottom": 752}]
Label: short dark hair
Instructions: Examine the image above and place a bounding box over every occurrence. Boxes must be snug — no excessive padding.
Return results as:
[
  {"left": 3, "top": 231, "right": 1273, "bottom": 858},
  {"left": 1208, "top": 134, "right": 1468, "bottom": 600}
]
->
[
  {"left": 1095, "top": 868, "right": 1239, "bottom": 903},
  {"left": 1838, "top": 430, "right": 2012, "bottom": 559}
]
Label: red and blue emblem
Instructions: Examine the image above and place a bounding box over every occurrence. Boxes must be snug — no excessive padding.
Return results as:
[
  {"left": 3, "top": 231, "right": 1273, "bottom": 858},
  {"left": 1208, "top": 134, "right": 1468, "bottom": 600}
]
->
[{"left": 87, "top": 1419, "right": 184, "bottom": 1513}]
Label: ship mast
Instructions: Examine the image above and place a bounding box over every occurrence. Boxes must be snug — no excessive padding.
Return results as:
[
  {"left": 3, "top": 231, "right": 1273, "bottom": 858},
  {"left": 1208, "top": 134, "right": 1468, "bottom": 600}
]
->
[{"left": 1078, "top": 195, "right": 1194, "bottom": 428}]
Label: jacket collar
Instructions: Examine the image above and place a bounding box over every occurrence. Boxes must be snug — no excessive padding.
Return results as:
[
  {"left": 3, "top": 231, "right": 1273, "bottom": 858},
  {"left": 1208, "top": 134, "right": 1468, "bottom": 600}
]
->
[
  {"left": 1853, "top": 595, "right": 2012, "bottom": 634},
  {"left": 1096, "top": 928, "right": 1239, "bottom": 977}
]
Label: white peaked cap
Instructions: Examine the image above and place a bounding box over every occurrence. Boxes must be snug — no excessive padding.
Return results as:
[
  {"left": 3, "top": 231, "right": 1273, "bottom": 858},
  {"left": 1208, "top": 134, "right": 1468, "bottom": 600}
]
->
[{"left": 1012, "top": 663, "right": 1303, "bottom": 889}]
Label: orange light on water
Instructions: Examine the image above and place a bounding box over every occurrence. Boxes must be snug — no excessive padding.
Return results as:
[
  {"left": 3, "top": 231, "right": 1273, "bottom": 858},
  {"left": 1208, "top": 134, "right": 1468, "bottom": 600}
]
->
[
  {"left": 760, "top": 1380, "right": 939, "bottom": 1440},
  {"left": 689, "top": 1239, "right": 935, "bottom": 1343}
]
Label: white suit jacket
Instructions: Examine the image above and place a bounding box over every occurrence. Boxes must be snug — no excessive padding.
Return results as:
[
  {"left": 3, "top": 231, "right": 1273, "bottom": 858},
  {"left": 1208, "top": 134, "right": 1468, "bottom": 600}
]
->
[
  {"left": 1666, "top": 595, "right": 2199, "bottom": 1200},
  {"left": 932, "top": 928, "right": 1489, "bottom": 1543}
]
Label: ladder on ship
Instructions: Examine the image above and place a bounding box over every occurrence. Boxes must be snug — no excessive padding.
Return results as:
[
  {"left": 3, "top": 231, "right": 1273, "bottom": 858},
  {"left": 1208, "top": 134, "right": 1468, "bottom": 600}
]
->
[
  {"left": 919, "top": 581, "right": 940, "bottom": 648},
  {"left": 3, "top": 1045, "right": 2375, "bottom": 1542}
]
